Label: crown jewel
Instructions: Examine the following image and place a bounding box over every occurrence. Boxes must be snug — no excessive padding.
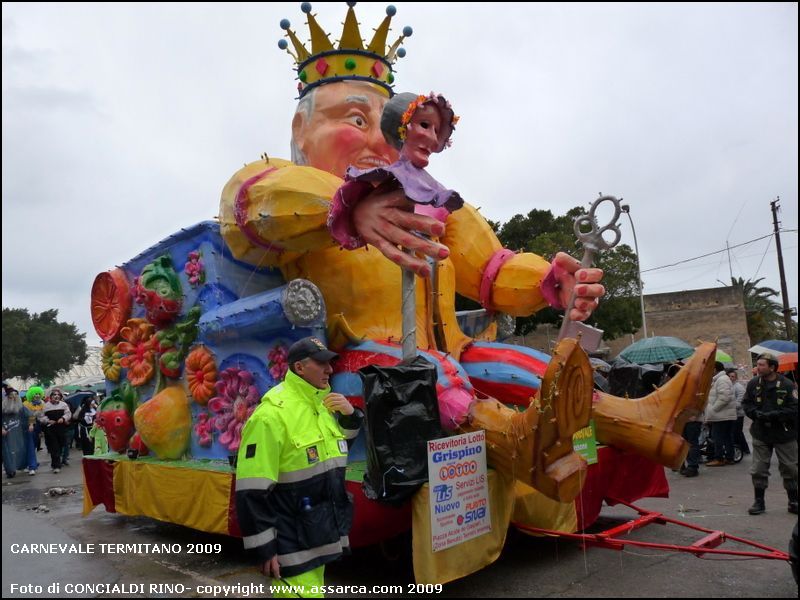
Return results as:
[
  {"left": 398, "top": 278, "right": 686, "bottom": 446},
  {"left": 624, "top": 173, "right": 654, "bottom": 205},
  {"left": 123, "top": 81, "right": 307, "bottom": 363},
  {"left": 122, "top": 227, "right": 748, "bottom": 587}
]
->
[{"left": 278, "top": 2, "right": 412, "bottom": 98}]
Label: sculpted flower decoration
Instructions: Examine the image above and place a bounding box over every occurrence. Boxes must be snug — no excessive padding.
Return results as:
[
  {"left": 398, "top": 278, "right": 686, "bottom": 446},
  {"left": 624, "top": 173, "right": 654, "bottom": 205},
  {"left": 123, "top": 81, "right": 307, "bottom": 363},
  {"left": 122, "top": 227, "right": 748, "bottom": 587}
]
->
[
  {"left": 184, "top": 250, "right": 206, "bottom": 287},
  {"left": 194, "top": 412, "right": 213, "bottom": 448},
  {"left": 207, "top": 367, "right": 260, "bottom": 453},
  {"left": 117, "top": 318, "right": 157, "bottom": 386},
  {"left": 268, "top": 344, "right": 288, "bottom": 381}
]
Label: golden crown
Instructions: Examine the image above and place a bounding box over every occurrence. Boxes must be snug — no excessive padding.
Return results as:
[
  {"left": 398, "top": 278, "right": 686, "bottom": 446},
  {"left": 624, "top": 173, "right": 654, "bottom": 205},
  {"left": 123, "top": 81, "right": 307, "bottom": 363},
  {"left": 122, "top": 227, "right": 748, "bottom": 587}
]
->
[{"left": 278, "top": 2, "right": 413, "bottom": 98}]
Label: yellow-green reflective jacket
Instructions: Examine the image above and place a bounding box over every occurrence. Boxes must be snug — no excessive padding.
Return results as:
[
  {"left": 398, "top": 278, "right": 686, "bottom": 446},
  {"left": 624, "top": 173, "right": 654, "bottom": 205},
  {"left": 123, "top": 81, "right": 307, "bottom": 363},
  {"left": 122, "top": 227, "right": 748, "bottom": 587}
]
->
[{"left": 234, "top": 369, "right": 362, "bottom": 577}]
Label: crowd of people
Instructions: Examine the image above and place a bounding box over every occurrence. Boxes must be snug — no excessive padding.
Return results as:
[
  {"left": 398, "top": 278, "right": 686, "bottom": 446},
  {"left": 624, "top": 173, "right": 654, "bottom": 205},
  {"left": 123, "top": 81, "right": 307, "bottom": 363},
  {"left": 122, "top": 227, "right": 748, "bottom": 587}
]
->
[
  {"left": 2, "top": 382, "right": 102, "bottom": 478},
  {"left": 670, "top": 352, "right": 798, "bottom": 515}
]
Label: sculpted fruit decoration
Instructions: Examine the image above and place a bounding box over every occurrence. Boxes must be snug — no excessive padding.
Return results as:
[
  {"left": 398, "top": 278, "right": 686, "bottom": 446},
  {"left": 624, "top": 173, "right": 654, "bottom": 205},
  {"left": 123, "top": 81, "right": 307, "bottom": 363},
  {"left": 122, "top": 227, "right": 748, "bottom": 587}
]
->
[
  {"left": 96, "top": 383, "right": 137, "bottom": 453},
  {"left": 101, "top": 343, "right": 123, "bottom": 382},
  {"left": 153, "top": 307, "right": 201, "bottom": 380},
  {"left": 90, "top": 268, "right": 132, "bottom": 342},
  {"left": 134, "top": 386, "right": 192, "bottom": 460},
  {"left": 132, "top": 255, "right": 183, "bottom": 327}
]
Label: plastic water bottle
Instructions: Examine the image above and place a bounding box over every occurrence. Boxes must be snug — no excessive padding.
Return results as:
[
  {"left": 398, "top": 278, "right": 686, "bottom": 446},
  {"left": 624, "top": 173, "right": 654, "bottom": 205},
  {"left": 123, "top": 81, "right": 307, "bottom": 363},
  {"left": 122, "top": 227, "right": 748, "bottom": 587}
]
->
[{"left": 300, "top": 497, "right": 312, "bottom": 512}]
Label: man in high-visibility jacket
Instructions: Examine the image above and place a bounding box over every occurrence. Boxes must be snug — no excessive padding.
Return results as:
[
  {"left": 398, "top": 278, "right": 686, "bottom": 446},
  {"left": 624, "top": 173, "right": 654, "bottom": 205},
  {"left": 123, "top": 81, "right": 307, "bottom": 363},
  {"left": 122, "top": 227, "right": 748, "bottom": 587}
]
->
[{"left": 235, "top": 337, "right": 362, "bottom": 598}]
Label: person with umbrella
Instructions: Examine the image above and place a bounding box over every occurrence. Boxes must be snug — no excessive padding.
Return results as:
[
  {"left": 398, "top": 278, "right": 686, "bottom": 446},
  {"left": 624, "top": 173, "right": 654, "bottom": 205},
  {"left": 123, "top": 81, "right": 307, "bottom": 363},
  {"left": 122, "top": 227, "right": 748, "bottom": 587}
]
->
[{"left": 743, "top": 352, "right": 798, "bottom": 515}]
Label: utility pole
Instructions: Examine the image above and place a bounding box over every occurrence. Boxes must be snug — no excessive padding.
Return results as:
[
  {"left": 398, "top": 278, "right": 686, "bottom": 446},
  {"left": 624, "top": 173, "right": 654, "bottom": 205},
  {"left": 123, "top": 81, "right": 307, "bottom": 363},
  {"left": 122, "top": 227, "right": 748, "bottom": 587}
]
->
[{"left": 770, "top": 197, "right": 794, "bottom": 338}]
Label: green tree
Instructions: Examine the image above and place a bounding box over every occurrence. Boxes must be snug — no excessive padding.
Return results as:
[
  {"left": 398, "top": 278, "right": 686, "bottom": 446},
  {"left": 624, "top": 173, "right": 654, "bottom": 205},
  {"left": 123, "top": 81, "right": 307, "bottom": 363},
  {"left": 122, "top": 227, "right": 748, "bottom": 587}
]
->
[
  {"left": 730, "top": 277, "right": 790, "bottom": 342},
  {"left": 491, "top": 207, "right": 642, "bottom": 340},
  {"left": 2, "top": 308, "right": 87, "bottom": 382}
]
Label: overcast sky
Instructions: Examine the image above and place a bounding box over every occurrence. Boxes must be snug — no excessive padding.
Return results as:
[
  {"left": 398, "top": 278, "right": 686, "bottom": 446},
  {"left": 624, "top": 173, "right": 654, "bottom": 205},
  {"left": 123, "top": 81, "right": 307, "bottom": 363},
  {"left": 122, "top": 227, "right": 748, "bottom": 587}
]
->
[{"left": 3, "top": 2, "right": 797, "bottom": 347}]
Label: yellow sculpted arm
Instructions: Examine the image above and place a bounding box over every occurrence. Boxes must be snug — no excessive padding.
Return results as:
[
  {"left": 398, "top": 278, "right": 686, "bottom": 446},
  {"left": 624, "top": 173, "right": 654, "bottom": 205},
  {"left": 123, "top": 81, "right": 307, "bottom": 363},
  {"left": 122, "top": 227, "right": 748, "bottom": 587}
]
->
[
  {"left": 443, "top": 203, "right": 552, "bottom": 317},
  {"left": 219, "top": 158, "right": 343, "bottom": 267}
]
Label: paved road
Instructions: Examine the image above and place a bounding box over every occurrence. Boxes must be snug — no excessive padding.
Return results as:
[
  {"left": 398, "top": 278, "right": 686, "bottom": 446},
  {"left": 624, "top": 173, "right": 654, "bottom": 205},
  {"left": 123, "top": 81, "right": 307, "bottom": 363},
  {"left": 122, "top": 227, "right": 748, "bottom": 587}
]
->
[{"left": 2, "top": 442, "right": 797, "bottom": 598}]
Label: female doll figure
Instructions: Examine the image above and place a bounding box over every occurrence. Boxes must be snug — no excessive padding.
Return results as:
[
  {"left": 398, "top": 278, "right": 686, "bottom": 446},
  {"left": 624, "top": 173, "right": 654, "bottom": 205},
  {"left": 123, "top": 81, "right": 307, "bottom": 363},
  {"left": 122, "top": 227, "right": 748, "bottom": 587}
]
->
[{"left": 328, "top": 92, "right": 462, "bottom": 250}]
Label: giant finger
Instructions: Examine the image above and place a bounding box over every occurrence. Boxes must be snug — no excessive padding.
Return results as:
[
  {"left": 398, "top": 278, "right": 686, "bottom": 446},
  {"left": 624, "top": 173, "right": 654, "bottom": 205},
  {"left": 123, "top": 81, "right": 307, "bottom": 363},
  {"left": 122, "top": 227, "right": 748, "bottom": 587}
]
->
[
  {"left": 374, "top": 219, "right": 448, "bottom": 261},
  {"left": 575, "top": 283, "right": 606, "bottom": 299},
  {"left": 553, "top": 251, "right": 581, "bottom": 274},
  {"left": 371, "top": 237, "right": 431, "bottom": 277},
  {"left": 575, "top": 268, "right": 604, "bottom": 284},
  {"left": 390, "top": 208, "right": 446, "bottom": 239}
]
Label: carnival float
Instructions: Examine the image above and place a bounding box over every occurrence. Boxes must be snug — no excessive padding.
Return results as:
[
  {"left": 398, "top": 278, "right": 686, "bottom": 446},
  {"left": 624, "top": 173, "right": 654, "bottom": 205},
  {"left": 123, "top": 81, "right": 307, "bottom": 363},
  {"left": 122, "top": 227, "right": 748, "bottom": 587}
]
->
[{"left": 83, "top": 2, "right": 721, "bottom": 584}]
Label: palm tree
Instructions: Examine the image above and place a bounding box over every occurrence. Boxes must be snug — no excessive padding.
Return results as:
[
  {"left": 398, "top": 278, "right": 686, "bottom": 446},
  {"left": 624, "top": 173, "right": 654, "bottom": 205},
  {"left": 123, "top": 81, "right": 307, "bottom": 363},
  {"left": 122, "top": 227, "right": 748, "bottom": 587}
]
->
[{"left": 731, "top": 277, "right": 786, "bottom": 342}]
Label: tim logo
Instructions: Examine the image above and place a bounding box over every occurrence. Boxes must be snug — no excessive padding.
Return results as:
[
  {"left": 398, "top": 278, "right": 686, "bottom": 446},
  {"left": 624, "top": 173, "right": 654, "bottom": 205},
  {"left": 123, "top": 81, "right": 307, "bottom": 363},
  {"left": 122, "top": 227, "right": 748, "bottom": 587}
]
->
[{"left": 433, "top": 484, "right": 453, "bottom": 503}]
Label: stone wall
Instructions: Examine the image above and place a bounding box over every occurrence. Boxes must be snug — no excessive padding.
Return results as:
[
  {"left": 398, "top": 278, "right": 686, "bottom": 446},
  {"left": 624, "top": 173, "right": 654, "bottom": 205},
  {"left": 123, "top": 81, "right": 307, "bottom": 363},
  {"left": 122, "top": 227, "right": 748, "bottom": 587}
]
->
[{"left": 606, "top": 286, "right": 751, "bottom": 367}]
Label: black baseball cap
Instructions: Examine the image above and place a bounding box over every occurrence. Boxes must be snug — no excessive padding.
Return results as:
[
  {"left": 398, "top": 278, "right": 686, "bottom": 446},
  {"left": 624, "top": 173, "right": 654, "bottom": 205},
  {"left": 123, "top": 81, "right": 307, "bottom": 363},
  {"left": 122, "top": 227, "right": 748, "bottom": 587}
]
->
[{"left": 287, "top": 337, "right": 338, "bottom": 365}]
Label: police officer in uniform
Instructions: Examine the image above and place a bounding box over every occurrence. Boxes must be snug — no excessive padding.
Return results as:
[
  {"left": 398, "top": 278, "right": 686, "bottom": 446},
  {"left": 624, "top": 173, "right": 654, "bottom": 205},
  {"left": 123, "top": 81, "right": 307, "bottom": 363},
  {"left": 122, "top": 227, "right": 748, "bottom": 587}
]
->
[
  {"left": 743, "top": 352, "right": 798, "bottom": 515},
  {"left": 235, "top": 337, "right": 362, "bottom": 597}
]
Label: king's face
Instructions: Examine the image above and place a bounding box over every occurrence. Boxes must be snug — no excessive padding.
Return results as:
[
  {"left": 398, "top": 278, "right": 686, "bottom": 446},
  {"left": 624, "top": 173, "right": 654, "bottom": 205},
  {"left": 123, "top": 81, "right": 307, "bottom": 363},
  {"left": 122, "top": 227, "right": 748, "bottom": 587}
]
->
[{"left": 296, "top": 81, "right": 399, "bottom": 177}]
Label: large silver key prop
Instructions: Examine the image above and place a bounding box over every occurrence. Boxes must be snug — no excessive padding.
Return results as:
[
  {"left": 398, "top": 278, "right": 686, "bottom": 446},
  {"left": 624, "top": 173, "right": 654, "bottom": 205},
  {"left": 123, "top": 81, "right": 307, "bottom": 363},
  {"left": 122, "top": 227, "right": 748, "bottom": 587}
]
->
[{"left": 557, "top": 195, "right": 623, "bottom": 351}]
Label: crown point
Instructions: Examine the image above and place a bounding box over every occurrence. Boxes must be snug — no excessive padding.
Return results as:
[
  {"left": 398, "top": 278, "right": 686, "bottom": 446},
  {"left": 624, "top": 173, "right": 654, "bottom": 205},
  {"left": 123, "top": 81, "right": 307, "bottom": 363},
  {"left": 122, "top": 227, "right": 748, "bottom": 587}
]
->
[
  {"left": 397, "top": 47, "right": 406, "bottom": 58},
  {"left": 280, "top": 18, "right": 291, "bottom": 30},
  {"left": 301, "top": 3, "right": 312, "bottom": 14},
  {"left": 386, "top": 5, "right": 397, "bottom": 17},
  {"left": 402, "top": 25, "right": 413, "bottom": 37},
  {"left": 278, "top": 39, "right": 289, "bottom": 50}
]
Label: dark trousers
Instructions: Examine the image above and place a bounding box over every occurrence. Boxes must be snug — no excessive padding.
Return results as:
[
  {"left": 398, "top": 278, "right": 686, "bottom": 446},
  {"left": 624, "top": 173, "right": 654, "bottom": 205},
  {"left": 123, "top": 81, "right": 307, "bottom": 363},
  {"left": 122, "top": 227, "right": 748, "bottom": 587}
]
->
[
  {"left": 25, "top": 430, "right": 38, "bottom": 471},
  {"left": 61, "top": 425, "right": 76, "bottom": 464},
  {"left": 43, "top": 425, "right": 66, "bottom": 469},
  {"left": 711, "top": 419, "right": 736, "bottom": 461},
  {"left": 76, "top": 424, "right": 95, "bottom": 456},
  {"left": 683, "top": 421, "right": 702, "bottom": 470},
  {"left": 734, "top": 416, "right": 750, "bottom": 454}
]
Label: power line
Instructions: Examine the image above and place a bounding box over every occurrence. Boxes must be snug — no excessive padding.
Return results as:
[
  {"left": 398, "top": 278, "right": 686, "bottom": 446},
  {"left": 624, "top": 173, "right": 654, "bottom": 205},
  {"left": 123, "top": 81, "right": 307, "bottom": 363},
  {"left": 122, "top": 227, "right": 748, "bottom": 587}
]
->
[
  {"left": 642, "top": 232, "right": 774, "bottom": 274},
  {"left": 752, "top": 235, "right": 773, "bottom": 280}
]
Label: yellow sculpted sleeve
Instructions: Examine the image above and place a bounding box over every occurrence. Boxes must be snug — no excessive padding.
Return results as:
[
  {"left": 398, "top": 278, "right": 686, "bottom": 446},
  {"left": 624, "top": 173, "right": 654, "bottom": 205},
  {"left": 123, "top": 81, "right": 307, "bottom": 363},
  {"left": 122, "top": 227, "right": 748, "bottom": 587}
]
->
[
  {"left": 219, "top": 158, "right": 343, "bottom": 267},
  {"left": 443, "top": 203, "right": 552, "bottom": 317}
]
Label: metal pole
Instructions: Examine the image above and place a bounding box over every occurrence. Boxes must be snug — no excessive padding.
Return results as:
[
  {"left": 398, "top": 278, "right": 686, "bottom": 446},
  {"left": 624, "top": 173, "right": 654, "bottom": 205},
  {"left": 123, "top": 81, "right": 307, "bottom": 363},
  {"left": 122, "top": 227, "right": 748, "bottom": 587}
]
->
[
  {"left": 401, "top": 250, "right": 417, "bottom": 361},
  {"left": 621, "top": 204, "right": 648, "bottom": 338},
  {"left": 770, "top": 197, "right": 794, "bottom": 338}
]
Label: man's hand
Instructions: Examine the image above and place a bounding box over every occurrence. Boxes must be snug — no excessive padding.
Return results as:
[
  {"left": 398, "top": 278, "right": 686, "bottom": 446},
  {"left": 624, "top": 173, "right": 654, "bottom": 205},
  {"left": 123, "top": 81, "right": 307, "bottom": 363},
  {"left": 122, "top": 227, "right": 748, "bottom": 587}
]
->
[
  {"left": 352, "top": 187, "right": 450, "bottom": 277},
  {"left": 323, "top": 393, "right": 354, "bottom": 416},
  {"left": 553, "top": 252, "right": 605, "bottom": 321},
  {"left": 261, "top": 555, "right": 281, "bottom": 579}
]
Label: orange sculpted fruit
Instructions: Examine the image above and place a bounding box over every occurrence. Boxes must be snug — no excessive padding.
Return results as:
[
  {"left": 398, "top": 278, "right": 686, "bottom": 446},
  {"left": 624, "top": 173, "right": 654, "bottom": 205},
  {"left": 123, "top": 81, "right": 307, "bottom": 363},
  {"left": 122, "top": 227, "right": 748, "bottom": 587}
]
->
[{"left": 91, "top": 269, "right": 132, "bottom": 342}]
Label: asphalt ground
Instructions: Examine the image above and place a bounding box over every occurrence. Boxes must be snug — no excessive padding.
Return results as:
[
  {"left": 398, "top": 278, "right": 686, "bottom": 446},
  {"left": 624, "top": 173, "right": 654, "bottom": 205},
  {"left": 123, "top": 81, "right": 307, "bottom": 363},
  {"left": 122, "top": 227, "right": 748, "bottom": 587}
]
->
[{"left": 2, "top": 433, "right": 797, "bottom": 598}]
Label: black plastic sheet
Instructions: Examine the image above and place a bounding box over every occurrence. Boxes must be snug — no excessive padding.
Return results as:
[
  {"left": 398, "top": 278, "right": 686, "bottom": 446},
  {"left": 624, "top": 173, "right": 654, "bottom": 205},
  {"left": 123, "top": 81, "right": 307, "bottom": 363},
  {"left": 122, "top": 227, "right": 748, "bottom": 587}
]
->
[
  {"left": 358, "top": 356, "right": 444, "bottom": 504},
  {"left": 607, "top": 359, "right": 664, "bottom": 398}
]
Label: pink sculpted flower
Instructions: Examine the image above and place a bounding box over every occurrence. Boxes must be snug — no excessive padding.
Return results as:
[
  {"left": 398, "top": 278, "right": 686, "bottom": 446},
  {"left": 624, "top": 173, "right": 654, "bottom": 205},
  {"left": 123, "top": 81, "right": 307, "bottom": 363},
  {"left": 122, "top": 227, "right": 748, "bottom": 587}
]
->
[
  {"left": 207, "top": 367, "right": 259, "bottom": 452},
  {"left": 268, "top": 344, "right": 288, "bottom": 381},
  {"left": 194, "top": 412, "right": 213, "bottom": 447},
  {"left": 183, "top": 250, "right": 206, "bottom": 286}
]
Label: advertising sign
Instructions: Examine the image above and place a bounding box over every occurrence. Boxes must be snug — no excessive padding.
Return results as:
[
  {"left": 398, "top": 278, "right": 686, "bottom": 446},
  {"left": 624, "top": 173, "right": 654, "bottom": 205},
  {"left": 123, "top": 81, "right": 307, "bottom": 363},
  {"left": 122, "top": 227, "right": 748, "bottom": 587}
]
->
[
  {"left": 427, "top": 431, "right": 491, "bottom": 552},
  {"left": 573, "top": 419, "right": 598, "bottom": 465}
]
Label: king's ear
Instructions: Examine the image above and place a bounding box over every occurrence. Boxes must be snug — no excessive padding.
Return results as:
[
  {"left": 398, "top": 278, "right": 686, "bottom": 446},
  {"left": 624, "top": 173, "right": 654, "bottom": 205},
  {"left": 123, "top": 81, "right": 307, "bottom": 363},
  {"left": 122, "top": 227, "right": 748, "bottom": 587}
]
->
[{"left": 292, "top": 111, "right": 307, "bottom": 150}]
